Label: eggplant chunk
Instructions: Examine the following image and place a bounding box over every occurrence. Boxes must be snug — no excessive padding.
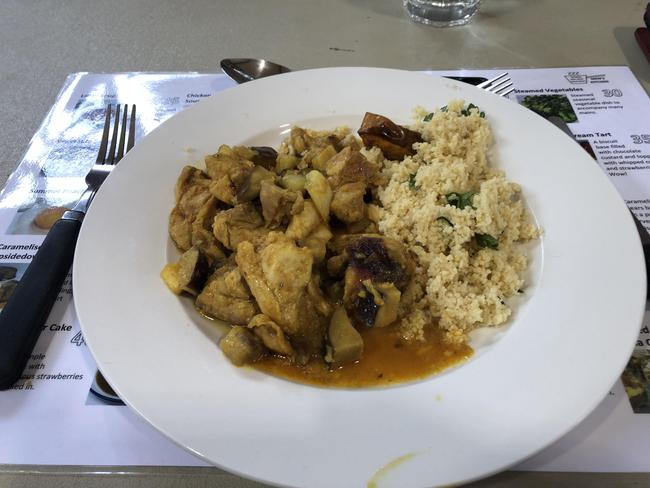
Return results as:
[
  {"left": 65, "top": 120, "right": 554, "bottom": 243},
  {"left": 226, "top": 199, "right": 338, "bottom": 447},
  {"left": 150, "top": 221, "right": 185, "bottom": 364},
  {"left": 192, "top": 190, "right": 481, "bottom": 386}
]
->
[
  {"left": 174, "top": 166, "right": 211, "bottom": 204},
  {"left": 237, "top": 166, "right": 276, "bottom": 202},
  {"left": 326, "top": 307, "right": 363, "bottom": 367},
  {"left": 205, "top": 145, "right": 255, "bottom": 205},
  {"left": 249, "top": 146, "right": 278, "bottom": 170},
  {"left": 160, "top": 246, "right": 209, "bottom": 296},
  {"left": 331, "top": 235, "right": 413, "bottom": 328},
  {"left": 191, "top": 197, "right": 226, "bottom": 265},
  {"left": 219, "top": 326, "right": 266, "bottom": 366},
  {"left": 357, "top": 112, "right": 422, "bottom": 160},
  {"left": 259, "top": 180, "right": 300, "bottom": 227},
  {"left": 160, "top": 247, "right": 209, "bottom": 296}
]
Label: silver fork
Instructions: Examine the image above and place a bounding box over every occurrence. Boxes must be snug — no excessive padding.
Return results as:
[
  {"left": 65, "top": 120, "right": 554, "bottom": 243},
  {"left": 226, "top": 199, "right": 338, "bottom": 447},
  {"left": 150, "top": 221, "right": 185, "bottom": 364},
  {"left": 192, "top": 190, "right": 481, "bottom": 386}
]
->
[
  {"left": 75, "top": 104, "right": 137, "bottom": 212},
  {"left": 477, "top": 72, "right": 514, "bottom": 97},
  {"left": 0, "top": 104, "right": 137, "bottom": 390}
]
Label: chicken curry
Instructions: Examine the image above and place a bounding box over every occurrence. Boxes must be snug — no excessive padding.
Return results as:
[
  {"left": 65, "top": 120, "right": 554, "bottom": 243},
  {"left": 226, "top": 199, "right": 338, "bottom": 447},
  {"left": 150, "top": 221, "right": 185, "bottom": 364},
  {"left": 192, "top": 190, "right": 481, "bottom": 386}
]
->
[{"left": 161, "top": 113, "right": 471, "bottom": 386}]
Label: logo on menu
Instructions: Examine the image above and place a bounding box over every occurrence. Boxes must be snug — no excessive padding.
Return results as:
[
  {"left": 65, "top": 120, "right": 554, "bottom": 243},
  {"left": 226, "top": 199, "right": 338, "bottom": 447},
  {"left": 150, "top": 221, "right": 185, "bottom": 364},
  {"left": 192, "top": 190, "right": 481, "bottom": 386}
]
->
[{"left": 564, "top": 71, "right": 609, "bottom": 84}]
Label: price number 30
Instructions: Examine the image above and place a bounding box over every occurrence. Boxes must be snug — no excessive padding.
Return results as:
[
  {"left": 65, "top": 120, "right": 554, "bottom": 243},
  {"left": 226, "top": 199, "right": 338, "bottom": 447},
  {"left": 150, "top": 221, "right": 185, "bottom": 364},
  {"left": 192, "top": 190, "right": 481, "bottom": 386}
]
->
[{"left": 602, "top": 89, "right": 623, "bottom": 97}]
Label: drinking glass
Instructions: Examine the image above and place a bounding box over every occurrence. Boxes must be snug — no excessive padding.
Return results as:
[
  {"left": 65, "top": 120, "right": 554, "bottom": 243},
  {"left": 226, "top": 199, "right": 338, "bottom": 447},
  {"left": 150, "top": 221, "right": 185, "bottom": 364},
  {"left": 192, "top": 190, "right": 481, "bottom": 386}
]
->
[{"left": 403, "top": 0, "right": 481, "bottom": 27}]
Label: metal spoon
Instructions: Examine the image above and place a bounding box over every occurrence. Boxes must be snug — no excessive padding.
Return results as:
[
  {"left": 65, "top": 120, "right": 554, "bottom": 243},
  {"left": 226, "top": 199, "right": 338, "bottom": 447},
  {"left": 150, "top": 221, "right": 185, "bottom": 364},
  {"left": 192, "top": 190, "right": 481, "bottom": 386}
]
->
[
  {"left": 220, "top": 58, "right": 291, "bottom": 83},
  {"left": 220, "top": 59, "right": 493, "bottom": 87}
]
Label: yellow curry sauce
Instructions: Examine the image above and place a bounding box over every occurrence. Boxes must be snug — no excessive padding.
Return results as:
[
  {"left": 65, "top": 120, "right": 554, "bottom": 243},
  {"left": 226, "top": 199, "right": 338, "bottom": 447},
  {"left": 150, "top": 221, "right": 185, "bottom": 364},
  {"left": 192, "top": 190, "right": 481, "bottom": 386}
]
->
[{"left": 254, "top": 323, "right": 473, "bottom": 387}]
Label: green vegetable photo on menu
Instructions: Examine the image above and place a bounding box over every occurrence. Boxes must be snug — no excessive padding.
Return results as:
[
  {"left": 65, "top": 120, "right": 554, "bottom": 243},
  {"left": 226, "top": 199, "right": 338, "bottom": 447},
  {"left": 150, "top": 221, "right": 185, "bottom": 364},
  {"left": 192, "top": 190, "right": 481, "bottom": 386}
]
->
[{"left": 519, "top": 94, "right": 579, "bottom": 123}]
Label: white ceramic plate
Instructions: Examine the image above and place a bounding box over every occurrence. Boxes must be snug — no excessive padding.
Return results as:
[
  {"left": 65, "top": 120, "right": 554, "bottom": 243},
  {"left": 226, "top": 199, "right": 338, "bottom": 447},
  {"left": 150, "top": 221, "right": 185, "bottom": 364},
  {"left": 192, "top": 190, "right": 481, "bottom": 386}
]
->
[{"left": 73, "top": 68, "right": 645, "bottom": 488}]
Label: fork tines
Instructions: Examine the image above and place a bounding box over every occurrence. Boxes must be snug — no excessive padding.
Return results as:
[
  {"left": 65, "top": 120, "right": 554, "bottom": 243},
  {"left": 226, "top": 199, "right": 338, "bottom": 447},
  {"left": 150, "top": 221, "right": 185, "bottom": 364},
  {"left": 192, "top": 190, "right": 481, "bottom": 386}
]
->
[
  {"left": 96, "top": 104, "right": 137, "bottom": 165},
  {"left": 477, "top": 72, "right": 515, "bottom": 98}
]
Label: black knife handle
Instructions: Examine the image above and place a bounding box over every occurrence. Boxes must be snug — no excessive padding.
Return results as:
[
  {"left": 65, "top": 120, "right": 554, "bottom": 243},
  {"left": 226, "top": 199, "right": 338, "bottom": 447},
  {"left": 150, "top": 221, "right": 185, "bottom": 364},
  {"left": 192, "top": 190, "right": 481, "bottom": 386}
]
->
[{"left": 0, "top": 213, "right": 83, "bottom": 390}]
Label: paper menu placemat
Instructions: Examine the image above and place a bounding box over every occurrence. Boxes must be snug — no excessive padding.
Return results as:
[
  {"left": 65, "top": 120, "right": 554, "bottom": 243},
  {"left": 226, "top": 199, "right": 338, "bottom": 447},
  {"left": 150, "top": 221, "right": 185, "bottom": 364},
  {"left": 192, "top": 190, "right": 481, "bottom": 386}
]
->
[{"left": 1, "top": 67, "right": 649, "bottom": 471}]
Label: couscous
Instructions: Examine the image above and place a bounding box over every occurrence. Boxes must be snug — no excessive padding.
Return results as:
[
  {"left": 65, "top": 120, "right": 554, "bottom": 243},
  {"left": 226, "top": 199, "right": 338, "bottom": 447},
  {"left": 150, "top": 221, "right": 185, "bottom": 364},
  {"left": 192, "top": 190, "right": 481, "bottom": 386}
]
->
[{"left": 377, "top": 100, "right": 539, "bottom": 344}]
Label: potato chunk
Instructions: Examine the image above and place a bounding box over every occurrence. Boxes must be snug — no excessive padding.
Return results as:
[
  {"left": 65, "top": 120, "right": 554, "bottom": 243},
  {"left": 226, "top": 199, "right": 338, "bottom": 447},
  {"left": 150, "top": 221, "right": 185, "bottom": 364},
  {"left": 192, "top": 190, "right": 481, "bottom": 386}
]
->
[
  {"left": 305, "top": 170, "right": 332, "bottom": 221},
  {"left": 326, "top": 307, "right": 363, "bottom": 366}
]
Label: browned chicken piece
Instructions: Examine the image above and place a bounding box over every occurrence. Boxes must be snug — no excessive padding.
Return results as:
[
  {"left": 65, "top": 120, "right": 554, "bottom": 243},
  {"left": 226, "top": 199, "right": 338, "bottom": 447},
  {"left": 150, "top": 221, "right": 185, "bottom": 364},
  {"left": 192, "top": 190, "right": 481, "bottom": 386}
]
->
[
  {"left": 325, "top": 147, "right": 375, "bottom": 225},
  {"left": 235, "top": 240, "right": 280, "bottom": 322},
  {"left": 357, "top": 112, "right": 423, "bottom": 160},
  {"left": 259, "top": 180, "right": 302, "bottom": 228},
  {"left": 219, "top": 326, "right": 266, "bottom": 366},
  {"left": 191, "top": 197, "right": 226, "bottom": 265},
  {"left": 174, "top": 166, "right": 211, "bottom": 204},
  {"left": 177, "top": 184, "right": 213, "bottom": 220},
  {"left": 289, "top": 127, "right": 350, "bottom": 156},
  {"left": 169, "top": 207, "right": 192, "bottom": 251},
  {"left": 285, "top": 200, "right": 322, "bottom": 241},
  {"left": 212, "top": 203, "right": 268, "bottom": 251},
  {"left": 307, "top": 275, "right": 334, "bottom": 317},
  {"left": 261, "top": 233, "right": 313, "bottom": 325},
  {"left": 329, "top": 234, "right": 414, "bottom": 328},
  {"left": 205, "top": 145, "right": 256, "bottom": 205},
  {"left": 325, "top": 146, "right": 375, "bottom": 189},
  {"left": 169, "top": 166, "right": 213, "bottom": 252},
  {"left": 236, "top": 233, "right": 328, "bottom": 363},
  {"left": 330, "top": 180, "right": 367, "bottom": 224},
  {"left": 195, "top": 262, "right": 258, "bottom": 325},
  {"left": 247, "top": 314, "right": 294, "bottom": 357},
  {"left": 289, "top": 127, "right": 309, "bottom": 155},
  {"left": 285, "top": 199, "right": 333, "bottom": 264}
]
